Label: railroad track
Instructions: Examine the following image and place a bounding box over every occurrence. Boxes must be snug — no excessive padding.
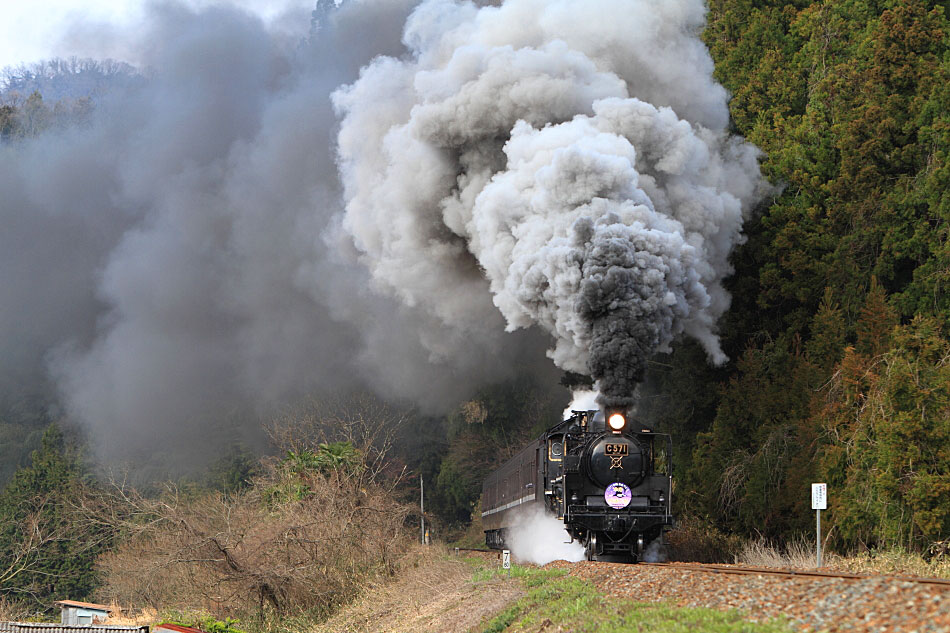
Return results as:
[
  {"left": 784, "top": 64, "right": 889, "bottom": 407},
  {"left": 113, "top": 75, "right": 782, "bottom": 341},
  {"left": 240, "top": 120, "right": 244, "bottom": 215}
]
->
[
  {"left": 640, "top": 561, "right": 950, "bottom": 588},
  {"left": 451, "top": 548, "right": 950, "bottom": 588}
]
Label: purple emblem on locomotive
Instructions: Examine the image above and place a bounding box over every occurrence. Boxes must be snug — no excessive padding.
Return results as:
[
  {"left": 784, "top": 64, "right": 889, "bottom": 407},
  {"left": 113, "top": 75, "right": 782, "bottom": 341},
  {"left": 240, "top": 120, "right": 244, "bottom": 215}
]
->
[{"left": 605, "top": 482, "right": 632, "bottom": 509}]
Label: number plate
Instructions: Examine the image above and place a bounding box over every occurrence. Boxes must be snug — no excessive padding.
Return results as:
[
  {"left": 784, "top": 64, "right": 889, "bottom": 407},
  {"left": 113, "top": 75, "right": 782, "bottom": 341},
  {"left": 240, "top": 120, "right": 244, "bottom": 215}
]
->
[{"left": 605, "top": 443, "right": 628, "bottom": 456}]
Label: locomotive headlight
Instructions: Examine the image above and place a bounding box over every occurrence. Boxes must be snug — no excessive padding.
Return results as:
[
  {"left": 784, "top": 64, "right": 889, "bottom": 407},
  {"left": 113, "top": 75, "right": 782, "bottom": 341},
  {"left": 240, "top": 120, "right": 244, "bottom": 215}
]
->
[{"left": 607, "top": 413, "right": 626, "bottom": 432}]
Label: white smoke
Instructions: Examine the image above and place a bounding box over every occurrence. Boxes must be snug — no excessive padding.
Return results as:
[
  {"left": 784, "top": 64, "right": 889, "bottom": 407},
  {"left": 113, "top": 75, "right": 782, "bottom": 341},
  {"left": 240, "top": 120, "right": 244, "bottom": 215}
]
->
[
  {"left": 563, "top": 388, "right": 598, "bottom": 419},
  {"left": 507, "top": 505, "right": 585, "bottom": 565},
  {"left": 642, "top": 538, "right": 669, "bottom": 563},
  {"left": 0, "top": 0, "right": 769, "bottom": 465},
  {"left": 0, "top": 0, "right": 545, "bottom": 467},
  {"left": 335, "top": 0, "right": 770, "bottom": 408}
]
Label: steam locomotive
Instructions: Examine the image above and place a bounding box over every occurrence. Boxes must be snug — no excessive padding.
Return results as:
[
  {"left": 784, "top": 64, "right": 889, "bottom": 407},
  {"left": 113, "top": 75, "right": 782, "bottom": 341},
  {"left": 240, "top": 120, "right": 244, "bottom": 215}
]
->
[{"left": 481, "top": 408, "right": 673, "bottom": 561}]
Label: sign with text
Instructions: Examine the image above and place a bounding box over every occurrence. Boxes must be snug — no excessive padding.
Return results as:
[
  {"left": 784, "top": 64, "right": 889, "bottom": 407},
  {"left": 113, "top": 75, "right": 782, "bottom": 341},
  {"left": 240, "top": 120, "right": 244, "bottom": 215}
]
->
[
  {"left": 502, "top": 549, "right": 511, "bottom": 569},
  {"left": 811, "top": 483, "right": 827, "bottom": 510}
]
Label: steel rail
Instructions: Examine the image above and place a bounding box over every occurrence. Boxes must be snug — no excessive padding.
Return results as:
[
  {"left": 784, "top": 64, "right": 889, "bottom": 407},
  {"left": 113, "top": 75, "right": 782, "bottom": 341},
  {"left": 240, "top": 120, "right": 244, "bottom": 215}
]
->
[{"left": 639, "top": 562, "right": 950, "bottom": 588}]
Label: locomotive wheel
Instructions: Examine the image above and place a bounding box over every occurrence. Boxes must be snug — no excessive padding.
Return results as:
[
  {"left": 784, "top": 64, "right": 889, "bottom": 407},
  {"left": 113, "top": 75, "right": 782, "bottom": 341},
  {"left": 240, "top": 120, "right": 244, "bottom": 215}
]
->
[{"left": 585, "top": 532, "right": 598, "bottom": 561}]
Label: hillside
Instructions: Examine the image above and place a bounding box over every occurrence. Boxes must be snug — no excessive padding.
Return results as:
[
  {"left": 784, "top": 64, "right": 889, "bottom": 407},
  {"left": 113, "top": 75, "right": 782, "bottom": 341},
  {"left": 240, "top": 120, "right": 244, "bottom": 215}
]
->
[{"left": 0, "top": 0, "right": 947, "bottom": 621}]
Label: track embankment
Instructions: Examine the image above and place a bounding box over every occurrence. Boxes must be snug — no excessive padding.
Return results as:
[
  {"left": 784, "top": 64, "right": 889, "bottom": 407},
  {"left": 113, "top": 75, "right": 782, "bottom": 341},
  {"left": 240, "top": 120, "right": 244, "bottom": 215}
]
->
[
  {"left": 314, "top": 546, "right": 520, "bottom": 633},
  {"left": 553, "top": 559, "right": 950, "bottom": 632}
]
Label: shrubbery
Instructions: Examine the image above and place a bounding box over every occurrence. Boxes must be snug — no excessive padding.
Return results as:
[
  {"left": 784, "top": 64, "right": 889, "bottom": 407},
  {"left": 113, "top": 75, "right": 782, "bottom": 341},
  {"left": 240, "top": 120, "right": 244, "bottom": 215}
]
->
[{"left": 96, "top": 440, "right": 410, "bottom": 625}]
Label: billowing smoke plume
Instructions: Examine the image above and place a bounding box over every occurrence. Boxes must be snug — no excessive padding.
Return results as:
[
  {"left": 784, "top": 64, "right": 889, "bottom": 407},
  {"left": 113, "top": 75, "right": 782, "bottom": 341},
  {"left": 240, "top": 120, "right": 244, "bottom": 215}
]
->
[
  {"left": 335, "top": 0, "right": 769, "bottom": 407},
  {"left": 0, "top": 0, "right": 549, "bottom": 466},
  {"left": 1, "top": 0, "right": 766, "bottom": 464}
]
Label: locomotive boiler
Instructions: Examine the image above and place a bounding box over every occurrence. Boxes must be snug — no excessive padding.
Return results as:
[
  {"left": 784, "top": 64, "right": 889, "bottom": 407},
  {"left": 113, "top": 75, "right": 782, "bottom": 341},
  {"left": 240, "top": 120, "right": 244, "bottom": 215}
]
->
[{"left": 481, "top": 408, "right": 673, "bottom": 561}]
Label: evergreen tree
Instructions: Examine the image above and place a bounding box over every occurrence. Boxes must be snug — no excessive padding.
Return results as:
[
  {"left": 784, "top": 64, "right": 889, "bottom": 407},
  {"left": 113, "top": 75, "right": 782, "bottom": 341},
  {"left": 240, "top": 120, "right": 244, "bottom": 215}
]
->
[{"left": 0, "top": 425, "right": 107, "bottom": 608}]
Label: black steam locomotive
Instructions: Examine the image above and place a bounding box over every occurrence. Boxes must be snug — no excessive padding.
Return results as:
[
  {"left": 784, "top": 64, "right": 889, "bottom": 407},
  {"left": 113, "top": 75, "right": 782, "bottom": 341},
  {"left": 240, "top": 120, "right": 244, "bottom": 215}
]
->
[{"left": 481, "top": 408, "right": 673, "bottom": 561}]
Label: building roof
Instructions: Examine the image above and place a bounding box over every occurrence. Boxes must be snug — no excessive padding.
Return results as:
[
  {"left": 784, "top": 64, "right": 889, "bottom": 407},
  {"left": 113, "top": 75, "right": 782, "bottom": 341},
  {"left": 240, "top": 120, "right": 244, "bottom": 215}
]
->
[
  {"left": 52, "top": 602, "right": 112, "bottom": 613},
  {"left": 153, "top": 625, "right": 203, "bottom": 633}
]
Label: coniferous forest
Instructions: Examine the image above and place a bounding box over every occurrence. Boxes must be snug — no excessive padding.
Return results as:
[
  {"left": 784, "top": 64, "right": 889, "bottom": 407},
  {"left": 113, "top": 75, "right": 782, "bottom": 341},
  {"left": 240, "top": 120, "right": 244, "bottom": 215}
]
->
[{"left": 0, "top": 0, "right": 947, "bottom": 617}]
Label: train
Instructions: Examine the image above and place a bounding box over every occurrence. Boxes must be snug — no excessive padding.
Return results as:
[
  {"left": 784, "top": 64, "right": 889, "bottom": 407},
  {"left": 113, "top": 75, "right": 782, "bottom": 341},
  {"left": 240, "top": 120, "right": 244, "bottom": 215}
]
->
[{"left": 481, "top": 407, "right": 673, "bottom": 561}]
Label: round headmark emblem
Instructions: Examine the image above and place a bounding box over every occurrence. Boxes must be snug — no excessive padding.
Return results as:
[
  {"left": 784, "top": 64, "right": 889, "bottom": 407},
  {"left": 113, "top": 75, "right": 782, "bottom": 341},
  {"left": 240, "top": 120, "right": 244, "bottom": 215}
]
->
[{"left": 605, "top": 482, "right": 632, "bottom": 509}]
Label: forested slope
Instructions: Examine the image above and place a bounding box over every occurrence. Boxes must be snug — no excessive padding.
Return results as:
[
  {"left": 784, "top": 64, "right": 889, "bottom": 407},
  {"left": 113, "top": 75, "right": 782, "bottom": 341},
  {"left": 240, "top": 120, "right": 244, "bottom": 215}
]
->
[
  {"left": 0, "top": 5, "right": 947, "bottom": 607},
  {"left": 677, "top": 0, "right": 949, "bottom": 548}
]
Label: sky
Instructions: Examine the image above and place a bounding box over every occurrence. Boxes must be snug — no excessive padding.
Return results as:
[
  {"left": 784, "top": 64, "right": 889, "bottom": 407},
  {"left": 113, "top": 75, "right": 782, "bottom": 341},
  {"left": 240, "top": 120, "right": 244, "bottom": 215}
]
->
[{"left": 0, "top": 0, "right": 311, "bottom": 72}]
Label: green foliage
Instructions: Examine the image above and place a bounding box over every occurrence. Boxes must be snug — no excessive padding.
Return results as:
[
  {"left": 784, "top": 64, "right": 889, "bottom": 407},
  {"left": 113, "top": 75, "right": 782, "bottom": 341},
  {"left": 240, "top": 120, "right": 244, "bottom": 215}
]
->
[
  {"left": 681, "top": 0, "right": 950, "bottom": 550},
  {"left": 817, "top": 316, "right": 950, "bottom": 548},
  {"left": 0, "top": 104, "right": 21, "bottom": 140},
  {"left": 205, "top": 446, "right": 261, "bottom": 495},
  {"left": 283, "top": 442, "right": 361, "bottom": 476},
  {"left": 0, "top": 91, "right": 93, "bottom": 141},
  {"left": 0, "top": 388, "right": 56, "bottom": 488},
  {"left": 433, "top": 377, "right": 568, "bottom": 525},
  {"left": 0, "top": 425, "right": 109, "bottom": 608},
  {"left": 637, "top": 341, "right": 727, "bottom": 480},
  {"left": 687, "top": 338, "right": 820, "bottom": 536},
  {"left": 160, "top": 613, "right": 246, "bottom": 633},
  {"left": 264, "top": 441, "right": 362, "bottom": 506}
]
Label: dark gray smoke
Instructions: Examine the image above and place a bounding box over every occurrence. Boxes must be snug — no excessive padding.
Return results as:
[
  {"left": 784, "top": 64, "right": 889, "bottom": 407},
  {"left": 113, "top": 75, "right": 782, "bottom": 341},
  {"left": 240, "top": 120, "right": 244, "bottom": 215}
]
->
[
  {"left": 335, "top": 0, "right": 770, "bottom": 408},
  {"left": 2, "top": 0, "right": 767, "bottom": 465},
  {"left": 0, "top": 0, "right": 547, "bottom": 466}
]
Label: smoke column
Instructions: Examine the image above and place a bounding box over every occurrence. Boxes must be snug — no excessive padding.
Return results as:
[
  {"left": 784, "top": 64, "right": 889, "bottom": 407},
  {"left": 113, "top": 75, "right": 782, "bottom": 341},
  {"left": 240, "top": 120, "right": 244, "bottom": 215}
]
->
[
  {"left": 335, "top": 0, "right": 769, "bottom": 408},
  {"left": 0, "top": 0, "right": 549, "bottom": 467},
  {"left": 0, "top": 0, "right": 768, "bottom": 464}
]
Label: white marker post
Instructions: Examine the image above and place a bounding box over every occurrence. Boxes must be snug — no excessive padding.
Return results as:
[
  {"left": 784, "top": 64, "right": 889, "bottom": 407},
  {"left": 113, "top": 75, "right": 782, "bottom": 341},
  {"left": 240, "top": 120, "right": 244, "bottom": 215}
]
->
[
  {"left": 811, "top": 483, "right": 827, "bottom": 567},
  {"left": 502, "top": 549, "right": 511, "bottom": 578}
]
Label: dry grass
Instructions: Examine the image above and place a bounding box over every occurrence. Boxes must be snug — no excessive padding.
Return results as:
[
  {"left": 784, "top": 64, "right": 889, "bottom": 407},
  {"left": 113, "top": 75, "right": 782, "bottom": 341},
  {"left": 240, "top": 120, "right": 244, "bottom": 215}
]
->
[
  {"left": 101, "top": 604, "right": 158, "bottom": 626},
  {"left": 830, "top": 548, "right": 950, "bottom": 578},
  {"left": 734, "top": 537, "right": 820, "bottom": 569},
  {"left": 734, "top": 537, "right": 950, "bottom": 578},
  {"left": 0, "top": 596, "right": 30, "bottom": 621},
  {"left": 314, "top": 545, "right": 523, "bottom": 633},
  {"left": 93, "top": 397, "right": 418, "bottom": 625}
]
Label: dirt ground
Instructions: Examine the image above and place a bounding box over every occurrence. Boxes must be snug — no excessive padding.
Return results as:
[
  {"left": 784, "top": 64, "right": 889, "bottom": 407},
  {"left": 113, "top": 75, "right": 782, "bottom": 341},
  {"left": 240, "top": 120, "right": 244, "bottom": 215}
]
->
[{"left": 314, "top": 547, "right": 522, "bottom": 633}]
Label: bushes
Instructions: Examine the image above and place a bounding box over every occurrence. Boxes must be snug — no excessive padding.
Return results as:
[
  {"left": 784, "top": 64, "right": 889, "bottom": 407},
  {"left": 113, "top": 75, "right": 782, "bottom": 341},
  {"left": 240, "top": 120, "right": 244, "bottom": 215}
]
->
[
  {"left": 96, "top": 443, "right": 411, "bottom": 623},
  {"left": 664, "top": 516, "right": 743, "bottom": 564}
]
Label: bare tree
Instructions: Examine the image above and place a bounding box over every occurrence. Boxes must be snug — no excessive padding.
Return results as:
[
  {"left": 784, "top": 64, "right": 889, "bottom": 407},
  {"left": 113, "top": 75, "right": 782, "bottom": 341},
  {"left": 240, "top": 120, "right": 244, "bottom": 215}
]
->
[
  {"left": 266, "top": 391, "right": 415, "bottom": 484},
  {"left": 95, "top": 400, "right": 414, "bottom": 621}
]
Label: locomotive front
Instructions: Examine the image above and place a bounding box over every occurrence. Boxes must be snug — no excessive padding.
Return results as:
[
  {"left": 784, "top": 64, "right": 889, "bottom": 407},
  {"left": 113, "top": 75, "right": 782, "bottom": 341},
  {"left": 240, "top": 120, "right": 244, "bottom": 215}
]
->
[
  {"left": 551, "top": 409, "right": 673, "bottom": 561},
  {"left": 481, "top": 407, "right": 673, "bottom": 562}
]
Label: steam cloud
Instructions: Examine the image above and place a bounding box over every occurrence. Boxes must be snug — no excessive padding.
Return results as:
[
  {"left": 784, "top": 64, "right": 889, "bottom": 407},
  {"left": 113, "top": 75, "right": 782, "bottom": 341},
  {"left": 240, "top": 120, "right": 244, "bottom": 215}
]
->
[
  {"left": 0, "top": 0, "right": 767, "bottom": 462},
  {"left": 507, "top": 505, "right": 585, "bottom": 565},
  {"left": 335, "top": 0, "right": 769, "bottom": 408}
]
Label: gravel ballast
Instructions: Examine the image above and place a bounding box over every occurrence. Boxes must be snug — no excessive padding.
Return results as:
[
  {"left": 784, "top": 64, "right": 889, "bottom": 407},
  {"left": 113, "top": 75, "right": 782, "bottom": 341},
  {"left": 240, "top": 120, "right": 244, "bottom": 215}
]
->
[{"left": 554, "top": 561, "right": 950, "bottom": 632}]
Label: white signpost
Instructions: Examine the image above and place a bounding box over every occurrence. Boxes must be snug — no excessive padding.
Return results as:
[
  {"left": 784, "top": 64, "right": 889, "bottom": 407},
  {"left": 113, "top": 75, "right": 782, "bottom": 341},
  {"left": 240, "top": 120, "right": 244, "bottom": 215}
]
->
[
  {"left": 812, "top": 483, "right": 827, "bottom": 567},
  {"left": 502, "top": 549, "right": 511, "bottom": 577}
]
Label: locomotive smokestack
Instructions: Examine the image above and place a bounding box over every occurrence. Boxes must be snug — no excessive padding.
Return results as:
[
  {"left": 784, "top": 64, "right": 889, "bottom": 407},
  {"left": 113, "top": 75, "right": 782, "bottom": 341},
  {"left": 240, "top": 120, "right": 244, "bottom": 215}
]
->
[{"left": 335, "top": 0, "right": 771, "bottom": 404}]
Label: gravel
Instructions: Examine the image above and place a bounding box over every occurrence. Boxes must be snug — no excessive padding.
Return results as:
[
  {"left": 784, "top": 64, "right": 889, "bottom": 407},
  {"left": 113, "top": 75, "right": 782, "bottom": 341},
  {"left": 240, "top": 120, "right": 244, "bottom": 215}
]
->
[{"left": 551, "top": 561, "right": 950, "bottom": 632}]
